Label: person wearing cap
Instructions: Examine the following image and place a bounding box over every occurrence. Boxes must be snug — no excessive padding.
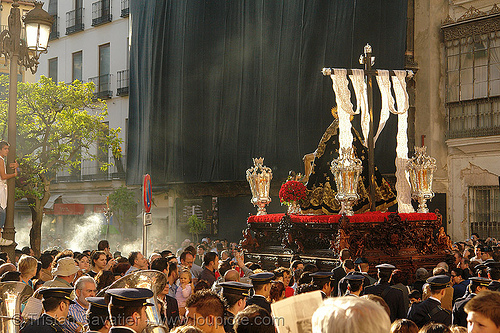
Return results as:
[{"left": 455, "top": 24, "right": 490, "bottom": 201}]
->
[
  {"left": 363, "top": 263, "right": 406, "bottom": 322},
  {"left": 355, "top": 257, "right": 376, "bottom": 285},
  {"left": 220, "top": 281, "right": 252, "bottom": 333},
  {"left": 452, "top": 276, "right": 491, "bottom": 327},
  {"left": 338, "top": 265, "right": 371, "bottom": 297},
  {"left": 246, "top": 272, "right": 274, "bottom": 314},
  {"left": 21, "top": 288, "right": 75, "bottom": 333},
  {"left": 86, "top": 297, "right": 111, "bottom": 333},
  {"left": 62, "top": 276, "right": 97, "bottom": 333},
  {"left": 106, "top": 287, "right": 154, "bottom": 333},
  {"left": 310, "top": 272, "right": 335, "bottom": 299},
  {"left": 408, "top": 275, "right": 452, "bottom": 328},
  {"left": 343, "top": 274, "right": 365, "bottom": 297},
  {"left": 331, "top": 248, "right": 351, "bottom": 297},
  {"left": 44, "top": 257, "right": 79, "bottom": 289},
  {"left": 464, "top": 290, "right": 500, "bottom": 333},
  {"left": 482, "top": 246, "right": 495, "bottom": 263},
  {"left": 485, "top": 261, "right": 500, "bottom": 283},
  {"left": 185, "top": 289, "right": 226, "bottom": 333}
]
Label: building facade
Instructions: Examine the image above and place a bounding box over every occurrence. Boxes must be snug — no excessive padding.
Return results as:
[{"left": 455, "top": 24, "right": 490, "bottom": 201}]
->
[
  {"left": 414, "top": 0, "right": 500, "bottom": 241},
  {"left": 32, "top": 0, "right": 138, "bottom": 251}
]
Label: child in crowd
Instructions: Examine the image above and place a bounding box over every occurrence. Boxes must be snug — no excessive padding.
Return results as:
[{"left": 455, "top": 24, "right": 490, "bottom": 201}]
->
[{"left": 176, "top": 269, "right": 193, "bottom": 316}]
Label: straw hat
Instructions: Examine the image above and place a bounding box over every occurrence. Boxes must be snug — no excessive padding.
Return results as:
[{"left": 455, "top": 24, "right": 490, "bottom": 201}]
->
[{"left": 51, "top": 257, "right": 79, "bottom": 277}]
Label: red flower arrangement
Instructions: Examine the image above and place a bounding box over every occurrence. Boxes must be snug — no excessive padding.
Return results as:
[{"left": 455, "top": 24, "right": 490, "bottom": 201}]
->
[{"left": 279, "top": 180, "right": 307, "bottom": 205}]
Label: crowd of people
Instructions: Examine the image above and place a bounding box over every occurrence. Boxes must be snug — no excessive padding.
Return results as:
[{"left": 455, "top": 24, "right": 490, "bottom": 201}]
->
[{"left": 0, "top": 233, "right": 499, "bottom": 333}]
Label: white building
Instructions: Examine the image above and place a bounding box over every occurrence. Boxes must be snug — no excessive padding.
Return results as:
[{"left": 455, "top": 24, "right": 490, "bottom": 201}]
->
[{"left": 31, "top": 0, "right": 137, "bottom": 249}]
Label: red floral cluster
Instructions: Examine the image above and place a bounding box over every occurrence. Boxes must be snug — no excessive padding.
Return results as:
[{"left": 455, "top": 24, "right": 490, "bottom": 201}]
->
[{"left": 279, "top": 181, "right": 307, "bottom": 204}]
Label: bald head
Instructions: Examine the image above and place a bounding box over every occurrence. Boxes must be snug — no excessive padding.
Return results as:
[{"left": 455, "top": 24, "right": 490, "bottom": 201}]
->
[{"left": 224, "top": 269, "right": 240, "bottom": 282}]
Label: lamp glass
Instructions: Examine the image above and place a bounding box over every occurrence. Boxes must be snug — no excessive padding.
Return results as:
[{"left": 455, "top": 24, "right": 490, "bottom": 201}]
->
[{"left": 25, "top": 22, "right": 51, "bottom": 51}]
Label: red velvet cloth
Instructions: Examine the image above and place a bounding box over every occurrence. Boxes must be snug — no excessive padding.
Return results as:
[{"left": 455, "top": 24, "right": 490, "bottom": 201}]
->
[{"left": 248, "top": 211, "right": 437, "bottom": 224}]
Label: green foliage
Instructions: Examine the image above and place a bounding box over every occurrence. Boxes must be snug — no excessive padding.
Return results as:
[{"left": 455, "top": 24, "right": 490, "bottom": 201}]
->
[
  {"left": 0, "top": 75, "right": 123, "bottom": 255},
  {"left": 108, "top": 186, "right": 137, "bottom": 233},
  {"left": 188, "top": 215, "right": 206, "bottom": 242},
  {"left": 0, "top": 75, "right": 122, "bottom": 201}
]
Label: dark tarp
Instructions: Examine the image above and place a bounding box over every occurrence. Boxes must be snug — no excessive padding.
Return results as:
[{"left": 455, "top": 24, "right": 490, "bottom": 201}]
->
[{"left": 128, "top": 0, "right": 407, "bottom": 186}]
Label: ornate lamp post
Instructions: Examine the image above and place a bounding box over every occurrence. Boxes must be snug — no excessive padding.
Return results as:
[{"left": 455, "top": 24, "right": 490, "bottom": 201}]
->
[{"left": 1, "top": 1, "right": 53, "bottom": 255}]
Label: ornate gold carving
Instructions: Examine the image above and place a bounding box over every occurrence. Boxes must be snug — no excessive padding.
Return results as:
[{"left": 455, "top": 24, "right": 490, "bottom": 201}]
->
[
  {"left": 442, "top": 8, "right": 500, "bottom": 41},
  {"left": 457, "top": 6, "right": 487, "bottom": 22}
]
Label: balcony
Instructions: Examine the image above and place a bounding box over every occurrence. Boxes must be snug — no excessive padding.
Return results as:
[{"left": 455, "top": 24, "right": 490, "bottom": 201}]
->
[
  {"left": 54, "top": 155, "right": 126, "bottom": 183},
  {"left": 447, "top": 97, "right": 500, "bottom": 139},
  {"left": 89, "top": 74, "right": 113, "bottom": 99},
  {"left": 117, "top": 69, "right": 129, "bottom": 96},
  {"left": 92, "top": 0, "right": 112, "bottom": 27},
  {"left": 121, "top": 0, "right": 129, "bottom": 17},
  {"left": 66, "top": 8, "right": 85, "bottom": 35},
  {"left": 49, "top": 15, "right": 59, "bottom": 40}
]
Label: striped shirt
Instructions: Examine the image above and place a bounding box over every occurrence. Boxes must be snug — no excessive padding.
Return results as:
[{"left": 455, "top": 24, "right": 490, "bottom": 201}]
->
[{"left": 63, "top": 301, "right": 87, "bottom": 333}]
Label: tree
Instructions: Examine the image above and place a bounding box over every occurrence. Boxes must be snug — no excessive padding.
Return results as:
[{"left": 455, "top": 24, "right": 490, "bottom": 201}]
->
[
  {"left": 0, "top": 76, "right": 121, "bottom": 256},
  {"left": 108, "top": 186, "right": 137, "bottom": 235},
  {"left": 188, "top": 215, "right": 206, "bottom": 243}
]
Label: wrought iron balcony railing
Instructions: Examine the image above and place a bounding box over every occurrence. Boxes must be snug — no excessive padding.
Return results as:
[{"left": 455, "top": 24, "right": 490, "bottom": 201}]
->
[
  {"left": 66, "top": 7, "right": 85, "bottom": 35},
  {"left": 121, "top": 0, "right": 129, "bottom": 17},
  {"left": 89, "top": 74, "right": 113, "bottom": 99},
  {"left": 54, "top": 155, "right": 126, "bottom": 182},
  {"left": 92, "top": 0, "right": 112, "bottom": 26},
  {"left": 117, "top": 69, "right": 129, "bottom": 96},
  {"left": 447, "top": 97, "right": 500, "bottom": 139}
]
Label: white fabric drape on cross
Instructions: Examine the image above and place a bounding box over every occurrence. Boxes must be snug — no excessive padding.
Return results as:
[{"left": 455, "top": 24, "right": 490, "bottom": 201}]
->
[
  {"left": 328, "top": 68, "right": 414, "bottom": 213},
  {"left": 329, "top": 69, "right": 358, "bottom": 155}
]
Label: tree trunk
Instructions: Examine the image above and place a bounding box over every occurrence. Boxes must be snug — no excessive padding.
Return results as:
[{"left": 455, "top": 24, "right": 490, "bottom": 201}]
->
[
  {"left": 28, "top": 174, "right": 50, "bottom": 258},
  {"left": 29, "top": 199, "right": 43, "bottom": 258}
]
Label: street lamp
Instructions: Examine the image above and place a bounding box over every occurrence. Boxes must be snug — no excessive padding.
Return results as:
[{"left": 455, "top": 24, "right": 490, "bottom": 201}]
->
[{"left": 1, "top": 1, "right": 53, "bottom": 256}]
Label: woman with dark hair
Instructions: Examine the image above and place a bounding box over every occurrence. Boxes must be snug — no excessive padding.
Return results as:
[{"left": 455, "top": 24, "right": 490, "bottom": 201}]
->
[
  {"left": 95, "top": 269, "right": 115, "bottom": 292},
  {"left": 391, "top": 269, "right": 410, "bottom": 313},
  {"left": 269, "top": 280, "right": 285, "bottom": 303}
]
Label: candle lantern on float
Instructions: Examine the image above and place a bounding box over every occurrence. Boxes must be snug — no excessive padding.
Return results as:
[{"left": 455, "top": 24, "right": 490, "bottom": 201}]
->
[
  {"left": 246, "top": 157, "right": 272, "bottom": 215},
  {"left": 407, "top": 146, "right": 437, "bottom": 213},
  {"left": 331, "top": 147, "right": 363, "bottom": 216}
]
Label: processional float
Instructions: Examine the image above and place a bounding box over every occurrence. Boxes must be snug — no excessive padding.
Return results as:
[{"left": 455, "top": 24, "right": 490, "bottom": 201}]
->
[{"left": 242, "top": 45, "right": 450, "bottom": 277}]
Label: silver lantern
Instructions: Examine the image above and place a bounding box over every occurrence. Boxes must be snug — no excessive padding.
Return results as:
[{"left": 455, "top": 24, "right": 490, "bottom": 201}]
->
[
  {"left": 246, "top": 157, "right": 272, "bottom": 215},
  {"left": 331, "top": 147, "right": 363, "bottom": 216},
  {"left": 407, "top": 146, "right": 437, "bottom": 213}
]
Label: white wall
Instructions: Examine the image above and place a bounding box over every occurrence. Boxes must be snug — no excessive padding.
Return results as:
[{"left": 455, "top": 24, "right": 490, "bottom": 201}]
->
[{"left": 36, "top": 0, "right": 129, "bottom": 156}]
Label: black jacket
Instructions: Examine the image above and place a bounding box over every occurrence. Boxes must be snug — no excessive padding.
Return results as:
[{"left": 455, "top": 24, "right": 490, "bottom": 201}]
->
[
  {"left": 246, "top": 294, "right": 271, "bottom": 314},
  {"left": 452, "top": 293, "right": 475, "bottom": 327},
  {"left": 408, "top": 298, "right": 451, "bottom": 328},
  {"left": 331, "top": 265, "right": 347, "bottom": 297},
  {"left": 21, "top": 314, "right": 64, "bottom": 333},
  {"left": 363, "top": 281, "right": 406, "bottom": 322}
]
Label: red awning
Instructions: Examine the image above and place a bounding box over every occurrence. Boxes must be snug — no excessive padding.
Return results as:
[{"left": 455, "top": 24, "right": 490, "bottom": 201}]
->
[{"left": 53, "top": 203, "right": 85, "bottom": 215}]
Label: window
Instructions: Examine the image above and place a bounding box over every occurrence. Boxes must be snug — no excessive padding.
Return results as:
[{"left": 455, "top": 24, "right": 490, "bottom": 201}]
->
[
  {"left": 48, "top": 57, "right": 58, "bottom": 82},
  {"left": 445, "top": 33, "right": 500, "bottom": 102},
  {"left": 99, "top": 43, "right": 110, "bottom": 93},
  {"left": 443, "top": 9, "right": 500, "bottom": 139},
  {"left": 469, "top": 186, "right": 500, "bottom": 238},
  {"left": 72, "top": 51, "right": 82, "bottom": 82}
]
